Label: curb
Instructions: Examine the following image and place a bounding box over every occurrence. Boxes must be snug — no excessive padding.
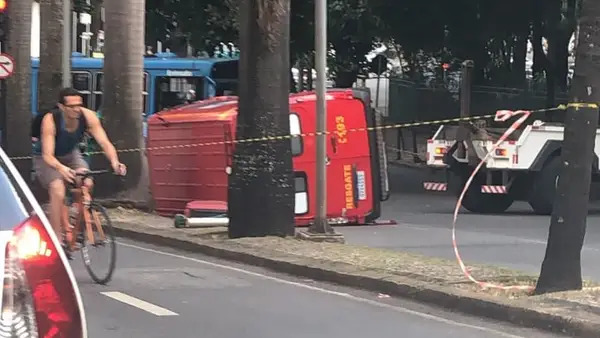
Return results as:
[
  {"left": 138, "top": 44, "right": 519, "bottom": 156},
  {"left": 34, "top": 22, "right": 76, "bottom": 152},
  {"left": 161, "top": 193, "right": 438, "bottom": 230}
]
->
[{"left": 113, "top": 224, "right": 600, "bottom": 337}]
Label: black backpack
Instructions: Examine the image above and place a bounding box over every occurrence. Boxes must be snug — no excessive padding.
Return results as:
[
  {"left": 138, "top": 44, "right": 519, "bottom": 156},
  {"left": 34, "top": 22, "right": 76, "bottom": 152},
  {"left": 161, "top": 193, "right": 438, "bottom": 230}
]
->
[
  {"left": 31, "top": 107, "right": 60, "bottom": 139},
  {"left": 31, "top": 107, "right": 88, "bottom": 139}
]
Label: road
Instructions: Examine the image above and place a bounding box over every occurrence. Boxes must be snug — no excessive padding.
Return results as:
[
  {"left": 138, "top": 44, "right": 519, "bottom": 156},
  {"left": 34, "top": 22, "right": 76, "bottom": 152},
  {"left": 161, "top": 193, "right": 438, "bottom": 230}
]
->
[
  {"left": 339, "top": 166, "right": 600, "bottom": 280},
  {"left": 71, "top": 239, "right": 564, "bottom": 338}
]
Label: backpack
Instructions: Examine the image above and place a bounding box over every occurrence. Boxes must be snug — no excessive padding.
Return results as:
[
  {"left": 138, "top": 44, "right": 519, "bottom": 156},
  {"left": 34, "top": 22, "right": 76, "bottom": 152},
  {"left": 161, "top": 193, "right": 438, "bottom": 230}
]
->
[
  {"left": 31, "top": 107, "right": 87, "bottom": 139},
  {"left": 31, "top": 107, "right": 60, "bottom": 139}
]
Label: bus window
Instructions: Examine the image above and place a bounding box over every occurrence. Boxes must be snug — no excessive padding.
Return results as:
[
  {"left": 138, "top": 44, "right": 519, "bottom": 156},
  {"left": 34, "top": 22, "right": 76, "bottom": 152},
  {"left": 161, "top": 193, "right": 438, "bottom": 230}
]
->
[
  {"left": 93, "top": 73, "right": 102, "bottom": 111},
  {"left": 215, "top": 80, "right": 238, "bottom": 96},
  {"left": 212, "top": 60, "right": 238, "bottom": 95},
  {"left": 289, "top": 113, "right": 303, "bottom": 156},
  {"left": 294, "top": 172, "right": 308, "bottom": 214},
  {"left": 72, "top": 71, "right": 92, "bottom": 109},
  {"left": 93, "top": 72, "right": 149, "bottom": 113},
  {"left": 142, "top": 73, "right": 148, "bottom": 114},
  {"left": 154, "top": 76, "right": 204, "bottom": 111}
]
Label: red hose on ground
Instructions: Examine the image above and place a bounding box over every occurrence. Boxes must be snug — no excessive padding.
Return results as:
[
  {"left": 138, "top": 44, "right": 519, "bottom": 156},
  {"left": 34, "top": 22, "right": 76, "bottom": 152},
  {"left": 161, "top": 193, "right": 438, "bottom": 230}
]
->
[{"left": 452, "top": 109, "right": 535, "bottom": 291}]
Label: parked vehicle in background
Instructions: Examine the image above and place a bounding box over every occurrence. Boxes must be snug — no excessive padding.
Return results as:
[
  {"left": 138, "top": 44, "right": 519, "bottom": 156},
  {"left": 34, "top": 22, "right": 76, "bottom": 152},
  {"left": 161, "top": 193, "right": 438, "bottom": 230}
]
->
[
  {"left": 145, "top": 88, "right": 391, "bottom": 226},
  {"left": 0, "top": 146, "right": 87, "bottom": 337},
  {"left": 424, "top": 120, "right": 600, "bottom": 215},
  {"left": 30, "top": 52, "right": 239, "bottom": 118}
]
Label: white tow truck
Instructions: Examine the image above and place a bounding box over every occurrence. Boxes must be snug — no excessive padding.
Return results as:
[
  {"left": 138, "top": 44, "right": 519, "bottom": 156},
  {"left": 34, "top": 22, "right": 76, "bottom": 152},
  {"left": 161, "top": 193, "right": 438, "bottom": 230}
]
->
[{"left": 423, "top": 119, "right": 600, "bottom": 214}]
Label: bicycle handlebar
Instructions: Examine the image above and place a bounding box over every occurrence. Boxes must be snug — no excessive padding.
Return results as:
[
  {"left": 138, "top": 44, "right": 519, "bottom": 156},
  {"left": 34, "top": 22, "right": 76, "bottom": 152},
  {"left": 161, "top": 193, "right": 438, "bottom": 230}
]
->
[
  {"left": 75, "top": 169, "right": 112, "bottom": 177},
  {"left": 67, "top": 169, "right": 125, "bottom": 189}
]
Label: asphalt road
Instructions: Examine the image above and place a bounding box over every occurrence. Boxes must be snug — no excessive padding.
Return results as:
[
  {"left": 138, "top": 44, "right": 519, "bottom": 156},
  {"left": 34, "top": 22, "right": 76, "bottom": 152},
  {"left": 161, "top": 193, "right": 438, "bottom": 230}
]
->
[
  {"left": 339, "top": 166, "right": 600, "bottom": 280},
  {"left": 71, "top": 239, "right": 564, "bottom": 338}
]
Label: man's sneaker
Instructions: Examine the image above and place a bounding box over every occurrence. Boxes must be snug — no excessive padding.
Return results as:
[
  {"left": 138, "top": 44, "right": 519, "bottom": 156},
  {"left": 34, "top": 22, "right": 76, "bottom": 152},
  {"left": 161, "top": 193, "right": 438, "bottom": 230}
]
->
[{"left": 62, "top": 243, "right": 73, "bottom": 260}]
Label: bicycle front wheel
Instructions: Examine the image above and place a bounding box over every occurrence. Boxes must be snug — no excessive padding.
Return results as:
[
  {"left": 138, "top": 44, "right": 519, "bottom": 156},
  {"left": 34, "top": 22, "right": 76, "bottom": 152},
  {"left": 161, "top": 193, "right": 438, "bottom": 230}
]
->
[{"left": 81, "top": 202, "right": 116, "bottom": 285}]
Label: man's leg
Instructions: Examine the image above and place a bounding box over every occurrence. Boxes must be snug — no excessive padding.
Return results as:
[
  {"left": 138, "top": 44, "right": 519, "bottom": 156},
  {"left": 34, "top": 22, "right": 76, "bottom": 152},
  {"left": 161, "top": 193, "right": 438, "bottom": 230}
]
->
[
  {"left": 70, "top": 149, "right": 93, "bottom": 193},
  {"left": 47, "top": 179, "right": 66, "bottom": 238},
  {"left": 32, "top": 156, "right": 65, "bottom": 238}
]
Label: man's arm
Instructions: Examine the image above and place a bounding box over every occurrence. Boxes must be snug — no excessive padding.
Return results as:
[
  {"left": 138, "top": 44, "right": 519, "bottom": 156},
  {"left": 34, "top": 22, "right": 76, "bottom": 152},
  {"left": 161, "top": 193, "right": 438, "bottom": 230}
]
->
[
  {"left": 41, "top": 113, "right": 62, "bottom": 170},
  {"left": 81, "top": 108, "right": 120, "bottom": 165}
]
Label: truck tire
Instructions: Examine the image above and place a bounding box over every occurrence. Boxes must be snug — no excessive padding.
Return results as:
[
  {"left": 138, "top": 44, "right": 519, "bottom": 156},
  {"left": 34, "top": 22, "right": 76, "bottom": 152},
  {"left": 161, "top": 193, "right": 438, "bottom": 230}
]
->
[
  {"left": 528, "top": 156, "right": 561, "bottom": 215},
  {"left": 455, "top": 173, "right": 514, "bottom": 214}
]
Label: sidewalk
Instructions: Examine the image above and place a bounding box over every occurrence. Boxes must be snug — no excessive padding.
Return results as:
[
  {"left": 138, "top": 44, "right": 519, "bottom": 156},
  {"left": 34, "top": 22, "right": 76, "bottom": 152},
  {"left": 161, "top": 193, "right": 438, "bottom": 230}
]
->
[{"left": 109, "top": 207, "right": 600, "bottom": 337}]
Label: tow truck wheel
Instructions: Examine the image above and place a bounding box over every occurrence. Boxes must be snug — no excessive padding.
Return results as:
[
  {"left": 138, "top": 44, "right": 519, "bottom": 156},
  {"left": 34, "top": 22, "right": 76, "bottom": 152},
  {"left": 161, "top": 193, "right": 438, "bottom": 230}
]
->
[
  {"left": 528, "top": 156, "right": 561, "bottom": 215},
  {"left": 454, "top": 173, "right": 514, "bottom": 214}
]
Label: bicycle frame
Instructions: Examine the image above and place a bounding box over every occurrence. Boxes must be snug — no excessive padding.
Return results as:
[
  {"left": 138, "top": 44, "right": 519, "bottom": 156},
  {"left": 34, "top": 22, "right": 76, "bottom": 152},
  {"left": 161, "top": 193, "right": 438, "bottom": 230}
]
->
[{"left": 62, "top": 179, "right": 106, "bottom": 251}]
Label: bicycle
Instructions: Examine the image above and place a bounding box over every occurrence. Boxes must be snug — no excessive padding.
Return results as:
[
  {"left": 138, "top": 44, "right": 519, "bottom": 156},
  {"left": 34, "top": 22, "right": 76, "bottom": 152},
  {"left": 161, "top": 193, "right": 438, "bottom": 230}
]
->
[{"left": 62, "top": 169, "right": 118, "bottom": 285}]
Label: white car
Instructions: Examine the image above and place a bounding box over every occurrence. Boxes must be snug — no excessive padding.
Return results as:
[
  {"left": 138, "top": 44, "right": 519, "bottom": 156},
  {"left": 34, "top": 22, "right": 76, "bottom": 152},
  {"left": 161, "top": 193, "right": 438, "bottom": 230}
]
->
[{"left": 0, "top": 147, "right": 87, "bottom": 337}]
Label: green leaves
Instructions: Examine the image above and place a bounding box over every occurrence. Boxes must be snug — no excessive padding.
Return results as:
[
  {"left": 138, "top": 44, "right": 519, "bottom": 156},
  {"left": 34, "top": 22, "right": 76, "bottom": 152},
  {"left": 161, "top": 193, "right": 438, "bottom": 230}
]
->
[
  {"left": 143, "top": 0, "right": 578, "bottom": 88},
  {"left": 146, "top": 0, "right": 238, "bottom": 53}
]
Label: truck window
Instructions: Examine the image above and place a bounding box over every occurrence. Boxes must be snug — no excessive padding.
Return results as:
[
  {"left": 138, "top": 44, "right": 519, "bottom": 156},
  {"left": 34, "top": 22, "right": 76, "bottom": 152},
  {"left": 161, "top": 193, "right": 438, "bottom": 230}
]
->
[
  {"left": 290, "top": 113, "right": 303, "bottom": 156},
  {"left": 294, "top": 171, "right": 308, "bottom": 214},
  {"left": 155, "top": 76, "right": 204, "bottom": 111}
]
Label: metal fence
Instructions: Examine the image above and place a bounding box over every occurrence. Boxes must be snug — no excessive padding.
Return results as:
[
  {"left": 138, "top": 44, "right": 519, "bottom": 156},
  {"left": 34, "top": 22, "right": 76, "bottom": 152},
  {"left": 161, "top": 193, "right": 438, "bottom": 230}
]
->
[
  {"left": 384, "top": 77, "right": 570, "bottom": 163},
  {"left": 387, "top": 77, "right": 569, "bottom": 124}
]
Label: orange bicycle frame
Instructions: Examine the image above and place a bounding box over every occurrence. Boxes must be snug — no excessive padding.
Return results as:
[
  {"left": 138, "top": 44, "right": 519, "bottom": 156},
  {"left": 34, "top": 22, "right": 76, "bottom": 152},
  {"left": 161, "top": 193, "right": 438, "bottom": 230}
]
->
[{"left": 62, "top": 183, "right": 105, "bottom": 251}]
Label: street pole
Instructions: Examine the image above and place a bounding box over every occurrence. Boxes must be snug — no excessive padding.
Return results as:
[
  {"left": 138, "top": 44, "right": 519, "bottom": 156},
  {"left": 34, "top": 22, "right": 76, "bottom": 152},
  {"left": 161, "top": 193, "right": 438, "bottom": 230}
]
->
[
  {"left": 62, "top": 0, "right": 71, "bottom": 87},
  {"left": 456, "top": 60, "right": 474, "bottom": 163},
  {"left": 297, "top": 0, "right": 343, "bottom": 242},
  {"left": 375, "top": 55, "right": 382, "bottom": 108},
  {"left": 312, "top": 0, "right": 331, "bottom": 234}
]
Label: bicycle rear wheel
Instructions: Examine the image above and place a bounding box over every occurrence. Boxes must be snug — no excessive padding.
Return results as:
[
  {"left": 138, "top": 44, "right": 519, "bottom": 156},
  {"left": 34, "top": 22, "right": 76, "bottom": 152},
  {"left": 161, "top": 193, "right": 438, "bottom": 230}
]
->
[{"left": 81, "top": 202, "right": 116, "bottom": 284}]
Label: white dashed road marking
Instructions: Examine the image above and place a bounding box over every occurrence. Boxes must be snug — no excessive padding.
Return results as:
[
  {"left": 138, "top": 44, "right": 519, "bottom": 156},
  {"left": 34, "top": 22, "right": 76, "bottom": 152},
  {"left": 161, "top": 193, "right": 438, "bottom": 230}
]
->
[{"left": 101, "top": 291, "right": 178, "bottom": 316}]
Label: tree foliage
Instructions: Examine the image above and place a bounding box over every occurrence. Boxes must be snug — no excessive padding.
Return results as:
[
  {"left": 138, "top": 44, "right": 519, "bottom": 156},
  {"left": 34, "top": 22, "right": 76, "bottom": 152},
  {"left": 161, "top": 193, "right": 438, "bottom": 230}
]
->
[
  {"left": 145, "top": 0, "right": 238, "bottom": 55},
  {"left": 145, "top": 0, "right": 581, "bottom": 90}
]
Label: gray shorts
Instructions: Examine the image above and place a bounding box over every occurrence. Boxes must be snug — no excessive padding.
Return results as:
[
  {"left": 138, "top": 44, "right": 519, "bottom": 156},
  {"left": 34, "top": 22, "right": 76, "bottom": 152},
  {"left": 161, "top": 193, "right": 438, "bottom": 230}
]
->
[{"left": 32, "top": 149, "right": 89, "bottom": 188}]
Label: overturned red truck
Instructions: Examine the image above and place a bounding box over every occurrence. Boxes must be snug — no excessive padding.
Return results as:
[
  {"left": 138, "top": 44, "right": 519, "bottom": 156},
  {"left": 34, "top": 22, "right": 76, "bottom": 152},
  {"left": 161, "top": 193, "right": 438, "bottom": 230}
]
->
[{"left": 145, "top": 88, "right": 390, "bottom": 227}]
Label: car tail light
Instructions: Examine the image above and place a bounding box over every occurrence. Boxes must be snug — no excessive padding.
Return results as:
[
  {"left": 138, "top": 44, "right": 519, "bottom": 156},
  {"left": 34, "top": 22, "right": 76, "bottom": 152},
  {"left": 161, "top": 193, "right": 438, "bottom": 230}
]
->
[{"left": 1, "top": 215, "right": 84, "bottom": 338}]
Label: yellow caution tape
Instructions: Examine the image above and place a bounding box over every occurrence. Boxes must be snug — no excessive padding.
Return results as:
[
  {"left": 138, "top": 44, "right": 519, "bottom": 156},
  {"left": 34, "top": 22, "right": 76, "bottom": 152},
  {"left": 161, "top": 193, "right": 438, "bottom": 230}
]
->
[{"left": 7, "top": 103, "right": 595, "bottom": 161}]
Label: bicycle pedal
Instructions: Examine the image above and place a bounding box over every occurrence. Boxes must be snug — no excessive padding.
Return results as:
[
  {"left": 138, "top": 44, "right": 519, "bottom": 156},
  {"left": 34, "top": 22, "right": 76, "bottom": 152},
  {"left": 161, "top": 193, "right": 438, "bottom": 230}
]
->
[
  {"left": 92, "top": 241, "right": 105, "bottom": 247},
  {"left": 62, "top": 244, "right": 73, "bottom": 260}
]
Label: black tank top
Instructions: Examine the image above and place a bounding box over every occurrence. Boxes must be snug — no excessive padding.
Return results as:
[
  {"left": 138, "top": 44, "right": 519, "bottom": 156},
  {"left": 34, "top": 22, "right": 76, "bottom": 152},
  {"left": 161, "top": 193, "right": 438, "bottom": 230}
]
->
[{"left": 54, "top": 113, "right": 87, "bottom": 157}]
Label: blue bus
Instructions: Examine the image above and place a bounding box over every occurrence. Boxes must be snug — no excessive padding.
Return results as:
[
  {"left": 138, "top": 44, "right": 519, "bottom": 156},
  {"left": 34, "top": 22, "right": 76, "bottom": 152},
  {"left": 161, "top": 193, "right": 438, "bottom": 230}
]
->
[{"left": 31, "top": 52, "right": 239, "bottom": 117}]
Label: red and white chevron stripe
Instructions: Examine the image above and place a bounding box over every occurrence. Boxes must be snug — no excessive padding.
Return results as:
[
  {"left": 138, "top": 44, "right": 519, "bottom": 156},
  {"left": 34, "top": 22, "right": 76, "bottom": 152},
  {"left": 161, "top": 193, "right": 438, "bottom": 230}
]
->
[
  {"left": 480, "top": 185, "right": 507, "bottom": 194},
  {"left": 423, "top": 182, "right": 447, "bottom": 191}
]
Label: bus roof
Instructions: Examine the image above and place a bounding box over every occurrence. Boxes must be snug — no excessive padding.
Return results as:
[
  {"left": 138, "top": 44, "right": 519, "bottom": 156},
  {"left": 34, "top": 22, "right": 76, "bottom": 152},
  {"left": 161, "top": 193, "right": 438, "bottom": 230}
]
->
[{"left": 31, "top": 52, "right": 239, "bottom": 74}]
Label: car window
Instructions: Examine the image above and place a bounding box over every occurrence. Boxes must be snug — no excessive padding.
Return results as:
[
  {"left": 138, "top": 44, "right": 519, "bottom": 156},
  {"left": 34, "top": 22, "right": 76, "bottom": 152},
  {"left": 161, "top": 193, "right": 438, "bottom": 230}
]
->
[{"left": 0, "top": 161, "right": 29, "bottom": 230}]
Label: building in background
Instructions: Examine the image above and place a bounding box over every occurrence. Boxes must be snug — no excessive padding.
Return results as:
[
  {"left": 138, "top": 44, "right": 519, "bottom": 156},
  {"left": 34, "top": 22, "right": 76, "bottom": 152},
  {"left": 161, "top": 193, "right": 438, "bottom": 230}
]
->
[{"left": 31, "top": 1, "right": 102, "bottom": 58}]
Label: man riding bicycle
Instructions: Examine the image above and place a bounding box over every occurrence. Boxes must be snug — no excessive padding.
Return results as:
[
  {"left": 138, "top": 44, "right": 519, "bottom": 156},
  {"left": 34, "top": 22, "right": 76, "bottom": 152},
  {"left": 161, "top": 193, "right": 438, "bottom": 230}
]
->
[{"left": 33, "top": 87, "right": 127, "bottom": 243}]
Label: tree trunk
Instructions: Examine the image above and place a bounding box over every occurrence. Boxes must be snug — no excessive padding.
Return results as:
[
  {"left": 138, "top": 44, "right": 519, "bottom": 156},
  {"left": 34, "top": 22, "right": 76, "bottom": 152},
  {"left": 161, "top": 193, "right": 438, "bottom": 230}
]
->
[
  {"left": 532, "top": 14, "right": 547, "bottom": 78},
  {"left": 228, "top": 0, "right": 295, "bottom": 238},
  {"left": 90, "top": 0, "right": 104, "bottom": 52},
  {"left": 4, "top": 0, "right": 32, "bottom": 179},
  {"left": 554, "top": 32, "right": 571, "bottom": 93},
  {"left": 38, "top": 0, "right": 65, "bottom": 111},
  {"left": 102, "top": 0, "right": 150, "bottom": 206},
  {"left": 512, "top": 34, "right": 527, "bottom": 88},
  {"left": 535, "top": 0, "right": 600, "bottom": 295}
]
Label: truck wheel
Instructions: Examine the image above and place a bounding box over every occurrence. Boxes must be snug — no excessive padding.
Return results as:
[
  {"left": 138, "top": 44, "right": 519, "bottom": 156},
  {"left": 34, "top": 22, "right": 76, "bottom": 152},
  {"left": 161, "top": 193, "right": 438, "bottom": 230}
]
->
[
  {"left": 528, "top": 156, "right": 561, "bottom": 215},
  {"left": 455, "top": 173, "right": 514, "bottom": 214}
]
